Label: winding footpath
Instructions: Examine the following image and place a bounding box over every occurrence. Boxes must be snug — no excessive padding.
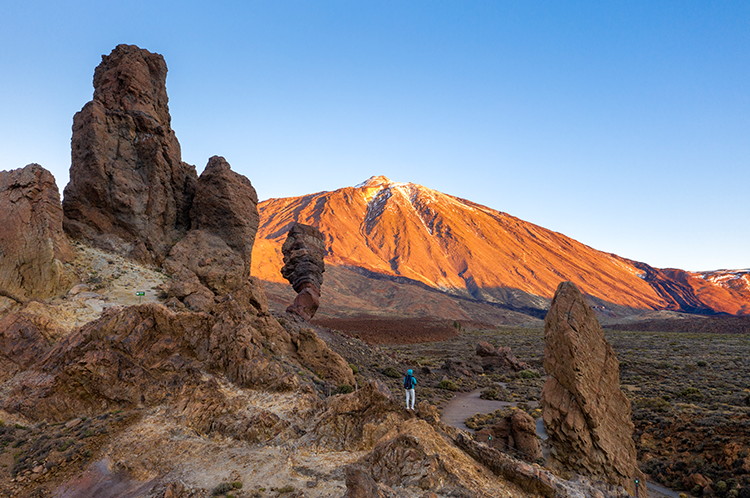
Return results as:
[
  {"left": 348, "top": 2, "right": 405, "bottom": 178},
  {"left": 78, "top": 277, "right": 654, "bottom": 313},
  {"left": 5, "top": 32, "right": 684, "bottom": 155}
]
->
[{"left": 441, "top": 388, "right": 679, "bottom": 498}]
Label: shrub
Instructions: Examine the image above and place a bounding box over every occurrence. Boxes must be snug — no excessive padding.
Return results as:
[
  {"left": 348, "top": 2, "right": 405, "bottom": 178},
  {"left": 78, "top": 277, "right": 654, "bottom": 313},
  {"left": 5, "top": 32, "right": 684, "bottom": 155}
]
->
[
  {"left": 480, "top": 388, "right": 498, "bottom": 400},
  {"left": 680, "top": 387, "right": 704, "bottom": 401},
  {"left": 338, "top": 384, "right": 354, "bottom": 394},
  {"left": 518, "top": 369, "right": 540, "bottom": 379},
  {"left": 382, "top": 367, "right": 400, "bottom": 378},
  {"left": 349, "top": 364, "right": 359, "bottom": 375},
  {"left": 212, "top": 483, "right": 233, "bottom": 495},
  {"left": 634, "top": 397, "right": 671, "bottom": 413},
  {"left": 697, "top": 360, "right": 708, "bottom": 367},
  {"left": 438, "top": 380, "right": 459, "bottom": 391},
  {"left": 276, "top": 485, "right": 295, "bottom": 493}
]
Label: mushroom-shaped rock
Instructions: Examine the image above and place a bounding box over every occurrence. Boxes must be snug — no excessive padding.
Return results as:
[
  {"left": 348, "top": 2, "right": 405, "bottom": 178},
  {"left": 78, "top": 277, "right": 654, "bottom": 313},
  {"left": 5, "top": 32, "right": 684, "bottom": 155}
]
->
[{"left": 280, "top": 222, "right": 326, "bottom": 320}]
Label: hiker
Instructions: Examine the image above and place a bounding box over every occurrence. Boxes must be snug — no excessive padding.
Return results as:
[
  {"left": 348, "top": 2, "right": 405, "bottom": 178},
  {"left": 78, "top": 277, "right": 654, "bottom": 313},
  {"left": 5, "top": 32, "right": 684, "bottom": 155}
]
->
[{"left": 403, "top": 369, "right": 417, "bottom": 410}]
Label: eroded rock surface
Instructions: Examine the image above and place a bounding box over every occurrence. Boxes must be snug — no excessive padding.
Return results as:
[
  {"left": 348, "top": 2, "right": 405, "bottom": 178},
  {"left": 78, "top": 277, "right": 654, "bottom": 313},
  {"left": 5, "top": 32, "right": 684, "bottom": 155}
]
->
[
  {"left": 63, "top": 44, "right": 197, "bottom": 263},
  {"left": 164, "top": 156, "right": 262, "bottom": 314},
  {"left": 0, "top": 164, "right": 73, "bottom": 301},
  {"left": 280, "top": 222, "right": 326, "bottom": 320},
  {"left": 541, "top": 281, "right": 646, "bottom": 496}
]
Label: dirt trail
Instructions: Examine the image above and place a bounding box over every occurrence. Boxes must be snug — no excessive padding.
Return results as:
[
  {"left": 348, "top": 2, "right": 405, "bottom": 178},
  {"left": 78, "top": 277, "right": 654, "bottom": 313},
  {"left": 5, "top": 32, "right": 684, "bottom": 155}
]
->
[{"left": 440, "top": 388, "right": 515, "bottom": 432}]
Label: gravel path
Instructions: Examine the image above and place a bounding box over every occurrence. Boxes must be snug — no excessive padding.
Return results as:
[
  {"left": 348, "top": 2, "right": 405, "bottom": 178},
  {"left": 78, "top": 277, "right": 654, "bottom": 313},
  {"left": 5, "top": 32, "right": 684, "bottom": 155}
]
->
[{"left": 440, "top": 388, "right": 515, "bottom": 432}]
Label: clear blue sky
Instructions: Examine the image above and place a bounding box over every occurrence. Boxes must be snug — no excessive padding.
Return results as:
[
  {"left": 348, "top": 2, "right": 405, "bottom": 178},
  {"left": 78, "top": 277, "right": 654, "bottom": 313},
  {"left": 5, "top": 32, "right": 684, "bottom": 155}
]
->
[{"left": 1, "top": 1, "right": 748, "bottom": 272}]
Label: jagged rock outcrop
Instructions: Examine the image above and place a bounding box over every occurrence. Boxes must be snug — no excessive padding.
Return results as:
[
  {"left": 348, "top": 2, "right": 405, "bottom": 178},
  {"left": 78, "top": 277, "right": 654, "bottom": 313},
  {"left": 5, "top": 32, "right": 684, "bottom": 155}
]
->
[
  {"left": 310, "top": 380, "right": 403, "bottom": 451},
  {"left": 0, "top": 164, "right": 73, "bottom": 301},
  {"left": 541, "top": 281, "right": 646, "bottom": 496},
  {"left": 293, "top": 327, "right": 356, "bottom": 386},
  {"left": 280, "top": 222, "right": 326, "bottom": 320},
  {"left": 164, "top": 156, "right": 262, "bottom": 313},
  {"left": 63, "top": 44, "right": 197, "bottom": 263},
  {"left": 361, "top": 419, "right": 530, "bottom": 497},
  {"left": 0, "top": 304, "right": 62, "bottom": 382},
  {"left": 189, "top": 155, "right": 259, "bottom": 267},
  {"left": 476, "top": 410, "right": 542, "bottom": 461},
  {"left": 0, "top": 301, "right": 299, "bottom": 422},
  {"left": 475, "top": 341, "right": 530, "bottom": 372}
]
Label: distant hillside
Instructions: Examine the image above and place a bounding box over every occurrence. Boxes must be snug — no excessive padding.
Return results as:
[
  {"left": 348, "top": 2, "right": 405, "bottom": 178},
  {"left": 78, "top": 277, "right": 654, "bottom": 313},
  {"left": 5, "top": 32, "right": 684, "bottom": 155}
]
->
[{"left": 252, "top": 176, "right": 749, "bottom": 322}]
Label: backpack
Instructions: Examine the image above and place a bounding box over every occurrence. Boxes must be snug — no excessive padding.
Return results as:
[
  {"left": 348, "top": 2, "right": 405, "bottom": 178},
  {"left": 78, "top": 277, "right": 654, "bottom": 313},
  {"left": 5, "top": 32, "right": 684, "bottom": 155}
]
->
[{"left": 403, "top": 374, "right": 415, "bottom": 389}]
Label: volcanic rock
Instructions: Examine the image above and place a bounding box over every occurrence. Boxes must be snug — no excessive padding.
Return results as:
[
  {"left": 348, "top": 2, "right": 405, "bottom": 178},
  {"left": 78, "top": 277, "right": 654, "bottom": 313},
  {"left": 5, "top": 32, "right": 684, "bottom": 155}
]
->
[
  {"left": 164, "top": 156, "right": 262, "bottom": 313},
  {"left": 362, "top": 418, "right": 527, "bottom": 497},
  {"left": 344, "top": 466, "right": 398, "bottom": 498},
  {"left": 441, "top": 357, "right": 483, "bottom": 378},
  {"left": 0, "top": 164, "right": 73, "bottom": 301},
  {"left": 0, "top": 302, "right": 298, "bottom": 422},
  {"left": 63, "top": 44, "right": 197, "bottom": 263},
  {"left": 293, "top": 327, "right": 356, "bottom": 386},
  {"left": 190, "top": 155, "right": 259, "bottom": 267},
  {"left": 0, "top": 306, "right": 62, "bottom": 382},
  {"left": 311, "top": 380, "right": 403, "bottom": 451},
  {"left": 475, "top": 341, "right": 530, "bottom": 372},
  {"left": 476, "top": 410, "right": 542, "bottom": 461},
  {"left": 540, "top": 281, "right": 646, "bottom": 496},
  {"left": 280, "top": 222, "right": 326, "bottom": 320}
]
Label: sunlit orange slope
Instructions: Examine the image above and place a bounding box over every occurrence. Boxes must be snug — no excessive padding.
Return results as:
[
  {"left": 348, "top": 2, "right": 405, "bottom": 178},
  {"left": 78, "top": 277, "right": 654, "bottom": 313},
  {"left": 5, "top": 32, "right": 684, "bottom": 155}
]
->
[{"left": 251, "top": 176, "right": 749, "bottom": 317}]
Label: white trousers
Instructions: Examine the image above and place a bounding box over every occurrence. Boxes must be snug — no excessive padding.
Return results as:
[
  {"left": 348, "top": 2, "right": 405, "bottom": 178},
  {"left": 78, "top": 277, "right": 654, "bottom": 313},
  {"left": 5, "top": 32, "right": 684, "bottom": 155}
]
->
[{"left": 405, "top": 389, "right": 415, "bottom": 409}]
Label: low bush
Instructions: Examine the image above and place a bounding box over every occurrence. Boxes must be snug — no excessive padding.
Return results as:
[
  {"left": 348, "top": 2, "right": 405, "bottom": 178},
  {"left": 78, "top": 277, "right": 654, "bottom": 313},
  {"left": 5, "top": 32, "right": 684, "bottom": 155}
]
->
[
  {"left": 338, "top": 384, "right": 354, "bottom": 394},
  {"left": 518, "top": 369, "right": 540, "bottom": 379},
  {"left": 382, "top": 367, "right": 401, "bottom": 378},
  {"left": 438, "top": 379, "right": 459, "bottom": 391}
]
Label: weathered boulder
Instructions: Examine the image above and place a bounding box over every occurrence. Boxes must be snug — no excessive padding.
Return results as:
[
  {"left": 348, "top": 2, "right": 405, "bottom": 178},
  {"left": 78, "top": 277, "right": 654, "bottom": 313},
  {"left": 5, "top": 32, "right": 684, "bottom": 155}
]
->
[
  {"left": 0, "top": 164, "right": 73, "bottom": 301},
  {"left": 63, "top": 44, "right": 197, "bottom": 263},
  {"left": 541, "top": 281, "right": 646, "bottom": 496},
  {"left": 475, "top": 341, "right": 530, "bottom": 372},
  {"left": 476, "top": 410, "right": 542, "bottom": 461},
  {"left": 280, "top": 222, "right": 326, "bottom": 320},
  {"left": 441, "top": 357, "right": 483, "bottom": 378}
]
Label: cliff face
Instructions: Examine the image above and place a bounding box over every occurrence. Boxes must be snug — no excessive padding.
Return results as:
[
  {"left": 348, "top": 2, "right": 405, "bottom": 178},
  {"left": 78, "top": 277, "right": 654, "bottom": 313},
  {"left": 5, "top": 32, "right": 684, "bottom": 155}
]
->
[{"left": 253, "top": 176, "right": 749, "bottom": 320}]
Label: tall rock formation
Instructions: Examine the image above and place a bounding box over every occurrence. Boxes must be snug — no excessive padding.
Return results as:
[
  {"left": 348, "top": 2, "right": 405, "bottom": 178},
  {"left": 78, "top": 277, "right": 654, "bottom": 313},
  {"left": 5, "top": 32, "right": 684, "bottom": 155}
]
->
[
  {"left": 280, "top": 222, "right": 326, "bottom": 320},
  {"left": 63, "top": 44, "right": 197, "bottom": 263},
  {"left": 541, "top": 281, "right": 646, "bottom": 496},
  {"left": 0, "top": 164, "right": 73, "bottom": 301},
  {"left": 163, "top": 156, "right": 263, "bottom": 313}
]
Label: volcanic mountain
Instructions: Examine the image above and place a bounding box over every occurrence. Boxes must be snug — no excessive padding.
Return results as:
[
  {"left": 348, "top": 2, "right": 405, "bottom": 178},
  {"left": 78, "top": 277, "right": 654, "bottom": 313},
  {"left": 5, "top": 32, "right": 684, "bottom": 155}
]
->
[{"left": 252, "top": 176, "right": 749, "bottom": 322}]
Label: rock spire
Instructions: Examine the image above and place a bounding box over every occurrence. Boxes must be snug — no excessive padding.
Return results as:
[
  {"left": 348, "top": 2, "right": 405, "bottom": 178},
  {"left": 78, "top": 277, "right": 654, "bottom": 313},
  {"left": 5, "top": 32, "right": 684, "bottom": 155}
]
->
[
  {"left": 63, "top": 44, "right": 197, "bottom": 263},
  {"left": 541, "top": 281, "right": 646, "bottom": 496}
]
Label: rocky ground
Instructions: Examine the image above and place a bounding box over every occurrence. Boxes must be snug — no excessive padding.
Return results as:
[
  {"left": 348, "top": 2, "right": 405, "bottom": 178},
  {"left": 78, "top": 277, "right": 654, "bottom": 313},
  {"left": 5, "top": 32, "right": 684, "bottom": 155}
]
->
[{"left": 355, "top": 325, "right": 750, "bottom": 498}]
